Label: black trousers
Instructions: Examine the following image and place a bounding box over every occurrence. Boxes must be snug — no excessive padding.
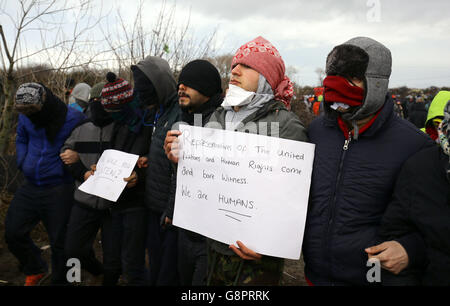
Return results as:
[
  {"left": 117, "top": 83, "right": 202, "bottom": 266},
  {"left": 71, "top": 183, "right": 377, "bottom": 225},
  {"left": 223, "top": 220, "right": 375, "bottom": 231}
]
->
[
  {"left": 5, "top": 182, "right": 74, "bottom": 284},
  {"left": 64, "top": 203, "right": 107, "bottom": 277},
  {"left": 65, "top": 203, "right": 148, "bottom": 286},
  {"left": 178, "top": 229, "right": 207, "bottom": 286},
  {"left": 146, "top": 210, "right": 178, "bottom": 286}
]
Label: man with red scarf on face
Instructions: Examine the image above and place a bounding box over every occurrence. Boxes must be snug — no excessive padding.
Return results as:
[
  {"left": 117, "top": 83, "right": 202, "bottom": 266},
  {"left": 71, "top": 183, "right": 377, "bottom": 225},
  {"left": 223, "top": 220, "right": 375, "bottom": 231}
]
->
[{"left": 303, "top": 37, "right": 434, "bottom": 286}]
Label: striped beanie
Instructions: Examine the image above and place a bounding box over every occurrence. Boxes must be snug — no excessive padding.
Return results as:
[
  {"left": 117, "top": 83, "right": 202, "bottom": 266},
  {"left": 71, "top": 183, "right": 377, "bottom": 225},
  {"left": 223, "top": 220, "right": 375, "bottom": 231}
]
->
[{"left": 101, "top": 72, "right": 134, "bottom": 111}]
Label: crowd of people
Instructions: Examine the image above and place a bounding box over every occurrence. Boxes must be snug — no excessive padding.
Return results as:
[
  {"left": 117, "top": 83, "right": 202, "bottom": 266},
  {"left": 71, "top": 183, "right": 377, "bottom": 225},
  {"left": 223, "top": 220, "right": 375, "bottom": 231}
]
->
[{"left": 3, "top": 35, "right": 449, "bottom": 286}]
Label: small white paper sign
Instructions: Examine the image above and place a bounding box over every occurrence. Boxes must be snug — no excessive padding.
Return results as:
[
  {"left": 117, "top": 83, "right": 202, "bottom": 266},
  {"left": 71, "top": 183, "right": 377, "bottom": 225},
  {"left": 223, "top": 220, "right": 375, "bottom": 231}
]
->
[
  {"left": 78, "top": 149, "right": 139, "bottom": 202},
  {"left": 173, "top": 125, "right": 315, "bottom": 260}
]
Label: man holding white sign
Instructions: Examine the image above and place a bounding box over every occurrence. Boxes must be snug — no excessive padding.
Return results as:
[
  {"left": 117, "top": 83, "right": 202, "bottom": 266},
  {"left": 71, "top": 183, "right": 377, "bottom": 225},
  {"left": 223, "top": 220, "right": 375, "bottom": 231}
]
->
[
  {"left": 165, "top": 36, "right": 309, "bottom": 286},
  {"left": 163, "top": 59, "right": 224, "bottom": 286},
  {"left": 65, "top": 72, "right": 153, "bottom": 286}
]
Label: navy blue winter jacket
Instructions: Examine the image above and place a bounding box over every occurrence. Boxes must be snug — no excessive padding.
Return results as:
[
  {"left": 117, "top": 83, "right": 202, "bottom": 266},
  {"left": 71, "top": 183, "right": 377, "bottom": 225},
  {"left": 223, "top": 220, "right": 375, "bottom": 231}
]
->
[
  {"left": 16, "top": 108, "right": 85, "bottom": 187},
  {"left": 303, "top": 96, "right": 434, "bottom": 285}
]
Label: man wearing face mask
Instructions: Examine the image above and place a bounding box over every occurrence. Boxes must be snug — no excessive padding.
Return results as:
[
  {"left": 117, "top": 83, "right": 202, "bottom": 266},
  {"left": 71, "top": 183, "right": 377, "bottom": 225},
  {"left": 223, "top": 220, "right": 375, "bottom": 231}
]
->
[
  {"left": 5, "top": 83, "right": 85, "bottom": 286},
  {"left": 303, "top": 37, "right": 434, "bottom": 286},
  {"left": 60, "top": 81, "right": 116, "bottom": 285},
  {"left": 131, "top": 56, "right": 181, "bottom": 285},
  {"left": 164, "top": 36, "right": 308, "bottom": 285}
]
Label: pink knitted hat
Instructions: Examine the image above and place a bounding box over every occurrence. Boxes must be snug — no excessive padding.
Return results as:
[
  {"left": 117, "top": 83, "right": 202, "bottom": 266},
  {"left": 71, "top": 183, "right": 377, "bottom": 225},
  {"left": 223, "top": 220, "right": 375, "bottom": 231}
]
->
[{"left": 232, "top": 36, "right": 293, "bottom": 108}]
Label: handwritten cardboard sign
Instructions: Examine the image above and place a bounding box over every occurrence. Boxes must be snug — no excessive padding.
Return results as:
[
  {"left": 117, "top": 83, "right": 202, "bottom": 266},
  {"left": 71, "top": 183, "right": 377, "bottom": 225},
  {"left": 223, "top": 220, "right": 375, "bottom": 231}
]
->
[
  {"left": 78, "top": 149, "right": 139, "bottom": 202},
  {"left": 173, "top": 125, "right": 315, "bottom": 260}
]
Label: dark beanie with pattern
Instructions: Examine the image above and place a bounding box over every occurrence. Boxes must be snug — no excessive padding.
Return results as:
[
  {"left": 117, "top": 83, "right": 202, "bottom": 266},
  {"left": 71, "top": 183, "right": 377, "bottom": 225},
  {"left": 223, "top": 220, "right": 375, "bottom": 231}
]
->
[
  {"left": 178, "top": 60, "right": 222, "bottom": 97},
  {"left": 101, "top": 72, "right": 134, "bottom": 111}
]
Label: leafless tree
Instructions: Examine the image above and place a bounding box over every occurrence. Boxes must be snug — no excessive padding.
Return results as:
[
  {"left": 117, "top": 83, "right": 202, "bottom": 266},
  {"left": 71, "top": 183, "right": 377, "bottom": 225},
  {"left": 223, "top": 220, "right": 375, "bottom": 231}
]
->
[
  {"left": 206, "top": 53, "right": 233, "bottom": 90},
  {"left": 315, "top": 67, "right": 325, "bottom": 86},
  {"left": 0, "top": 0, "right": 108, "bottom": 154},
  {"left": 101, "top": 0, "right": 218, "bottom": 81}
]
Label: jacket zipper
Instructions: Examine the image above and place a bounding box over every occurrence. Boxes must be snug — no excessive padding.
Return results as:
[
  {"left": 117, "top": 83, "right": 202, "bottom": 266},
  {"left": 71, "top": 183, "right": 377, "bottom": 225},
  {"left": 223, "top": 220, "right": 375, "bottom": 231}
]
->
[{"left": 326, "top": 131, "right": 352, "bottom": 284}]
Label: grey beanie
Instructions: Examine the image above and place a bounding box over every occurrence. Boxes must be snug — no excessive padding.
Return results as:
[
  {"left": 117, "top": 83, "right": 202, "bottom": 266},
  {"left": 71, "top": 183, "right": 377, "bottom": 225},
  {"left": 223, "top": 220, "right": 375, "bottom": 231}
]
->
[
  {"left": 326, "top": 37, "right": 392, "bottom": 122},
  {"left": 70, "top": 83, "right": 91, "bottom": 103}
]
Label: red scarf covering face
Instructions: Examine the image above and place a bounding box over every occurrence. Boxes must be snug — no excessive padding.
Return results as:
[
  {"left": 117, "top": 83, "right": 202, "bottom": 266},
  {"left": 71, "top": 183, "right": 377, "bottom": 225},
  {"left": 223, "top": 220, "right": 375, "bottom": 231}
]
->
[
  {"left": 324, "top": 75, "right": 382, "bottom": 139},
  {"left": 323, "top": 75, "right": 364, "bottom": 106}
]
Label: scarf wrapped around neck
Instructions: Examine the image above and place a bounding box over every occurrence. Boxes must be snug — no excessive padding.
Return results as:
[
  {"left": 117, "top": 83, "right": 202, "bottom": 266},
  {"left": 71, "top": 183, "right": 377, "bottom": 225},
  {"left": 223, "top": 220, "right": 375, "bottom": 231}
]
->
[{"left": 109, "top": 95, "right": 143, "bottom": 134}]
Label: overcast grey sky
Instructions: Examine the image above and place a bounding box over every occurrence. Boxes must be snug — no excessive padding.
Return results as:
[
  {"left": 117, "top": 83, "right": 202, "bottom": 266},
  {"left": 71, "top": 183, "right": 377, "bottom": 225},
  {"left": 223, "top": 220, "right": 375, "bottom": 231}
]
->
[
  {"left": 2, "top": 0, "right": 449, "bottom": 88},
  {"left": 114, "top": 0, "right": 450, "bottom": 88}
]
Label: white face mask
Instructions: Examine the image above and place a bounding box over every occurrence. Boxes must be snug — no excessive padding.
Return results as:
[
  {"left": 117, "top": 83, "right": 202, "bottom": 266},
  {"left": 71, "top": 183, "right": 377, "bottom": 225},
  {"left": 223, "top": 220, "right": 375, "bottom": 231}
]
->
[{"left": 221, "top": 84, "right": 255, "bottom": 108}]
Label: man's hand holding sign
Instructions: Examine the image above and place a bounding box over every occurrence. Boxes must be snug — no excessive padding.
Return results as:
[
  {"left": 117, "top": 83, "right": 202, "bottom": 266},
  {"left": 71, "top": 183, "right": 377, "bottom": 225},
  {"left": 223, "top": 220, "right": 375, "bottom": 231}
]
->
[{"left": 78, "top": 149, "right": 140, "bottom": 202}]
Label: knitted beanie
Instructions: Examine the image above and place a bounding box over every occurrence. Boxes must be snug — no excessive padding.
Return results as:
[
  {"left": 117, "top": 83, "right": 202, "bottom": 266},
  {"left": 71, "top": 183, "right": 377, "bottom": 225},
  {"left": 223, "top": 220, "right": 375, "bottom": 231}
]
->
[
  {"left": 15, "top": 83, "right": 45, "bottom": 106},
  {"left": 231, "top": 36, "right": 293, "bottom": 107},
  {"left": 70, "top": 83, "right": 91, "bottom": 103},
  {"left": 101, "top": 72, "right": 134, "bottom": 111},
  {"left": 178, "top": 59, "right": 222, "bottom": 97},
  {"left": 90, "top": 82, "right": 106, "bottom": 99}
]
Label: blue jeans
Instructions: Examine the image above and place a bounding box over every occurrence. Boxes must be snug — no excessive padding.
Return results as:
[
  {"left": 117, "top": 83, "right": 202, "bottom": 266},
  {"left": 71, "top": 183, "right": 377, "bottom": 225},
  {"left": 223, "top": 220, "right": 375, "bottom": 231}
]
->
[{"left": 4, "top": 181, "right": 74, "bottom": 284}]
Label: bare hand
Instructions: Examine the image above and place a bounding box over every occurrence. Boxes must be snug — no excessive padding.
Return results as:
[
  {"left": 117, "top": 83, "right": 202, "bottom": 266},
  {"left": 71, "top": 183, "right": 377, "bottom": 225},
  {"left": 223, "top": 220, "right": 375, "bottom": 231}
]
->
[
  {"left": 84, "top": 170, "right": 94, "bottom": 181},
  {"left": 137, "top": 157, "right": 148, "bottom": 168},
  {"left": 164, "top": 130, "right": 182, "bottom": 164},
  {"left": 165, "top": 217, "right": 172, "bottom": 225},
  {"left": 365, "top": 241, "right": 409, "bottom": 275},
  {"left": 229, "top": 241, "right": 262, "bottom": 261},
  {"left": 60, "top": 149, "right": 80, "bottom": 165},
  {"left": 123, "top": 171, "right": 138, "bottom": 188}
]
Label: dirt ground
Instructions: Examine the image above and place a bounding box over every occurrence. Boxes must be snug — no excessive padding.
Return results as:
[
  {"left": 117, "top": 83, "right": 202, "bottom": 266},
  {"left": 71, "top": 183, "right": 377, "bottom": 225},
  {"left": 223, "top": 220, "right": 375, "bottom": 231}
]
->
[{"left": 0, "top": 193, "right": 307, "bottom": 286}]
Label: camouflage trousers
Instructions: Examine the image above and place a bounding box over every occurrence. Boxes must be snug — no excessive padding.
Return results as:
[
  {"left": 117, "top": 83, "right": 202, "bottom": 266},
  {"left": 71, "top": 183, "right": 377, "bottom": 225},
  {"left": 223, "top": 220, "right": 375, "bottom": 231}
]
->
[{"left": 206, "top": 247, "right": 284, "bottom": 286}]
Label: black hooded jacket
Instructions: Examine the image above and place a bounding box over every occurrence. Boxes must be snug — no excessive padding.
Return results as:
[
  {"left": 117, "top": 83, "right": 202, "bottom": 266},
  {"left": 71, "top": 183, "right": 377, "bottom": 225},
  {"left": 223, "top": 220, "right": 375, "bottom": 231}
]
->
[
  {"left": 133, "top": 56, "right": 181, "bottom": 214},
  {"left": 378, "top": 146, "right": 450, "bottom": 286},
  {"left": 164, "top": 93, "right": 223, "bottom": 234}
]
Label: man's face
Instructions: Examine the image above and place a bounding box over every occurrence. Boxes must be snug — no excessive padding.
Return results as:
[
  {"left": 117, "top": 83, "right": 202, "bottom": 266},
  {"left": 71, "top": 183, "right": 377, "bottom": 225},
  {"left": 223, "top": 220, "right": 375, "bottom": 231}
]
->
[
  {"left": 178, "top": 83, "right": 209, "bottom": 111},
  {"left": 229, "top": 64, "right": 259, "bottom": 92}
]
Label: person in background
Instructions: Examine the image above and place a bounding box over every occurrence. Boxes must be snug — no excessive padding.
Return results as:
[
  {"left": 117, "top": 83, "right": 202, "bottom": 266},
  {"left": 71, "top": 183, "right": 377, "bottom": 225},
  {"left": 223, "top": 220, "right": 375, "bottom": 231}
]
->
[
  {"left": 408, "top": 95, "right": 428, "bottom": 129},
  {"left": 421, "top": 91, "right": 450, "bottom": 142},
  {"left": 68, "top": 83, "right": 91, "bottom": 114},
  {"left": 64, "top": 78, "right": 75, "bottom": 104}
]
